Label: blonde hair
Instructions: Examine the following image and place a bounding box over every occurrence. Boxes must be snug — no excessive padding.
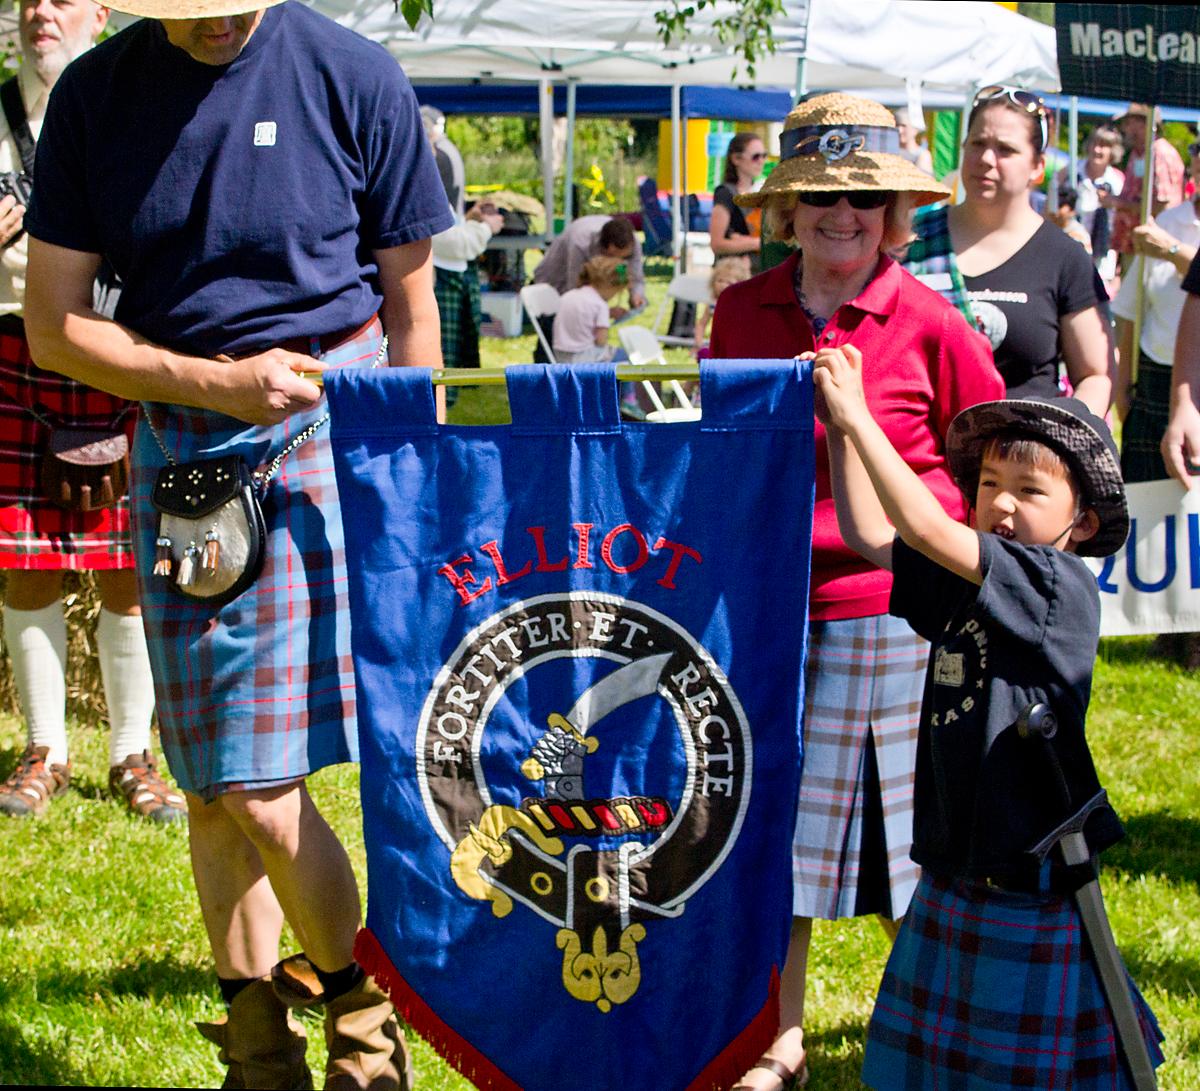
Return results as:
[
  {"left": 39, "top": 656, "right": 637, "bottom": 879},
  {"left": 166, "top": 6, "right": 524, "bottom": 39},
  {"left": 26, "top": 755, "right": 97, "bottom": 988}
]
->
[
  {"left": 578, "top": 254, "right": 628, "bottom": 291},
  {"left": 763, "top": 192, "right": 916, "bottom": 252},
  {"left": 709, "top": 255, "right": 752, "bottom": 295}
]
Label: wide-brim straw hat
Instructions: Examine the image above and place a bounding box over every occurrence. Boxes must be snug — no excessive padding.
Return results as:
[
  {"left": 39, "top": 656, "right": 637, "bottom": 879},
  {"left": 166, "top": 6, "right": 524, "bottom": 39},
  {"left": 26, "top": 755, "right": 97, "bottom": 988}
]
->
[
  {"left": 104, "top": 0, "right": 283, "bottom": 18},
  {"left": 946, "top": 397, "right": 1129, "bottom": 558},
  {"left": 736, "top": 92, "right": 949, "bottom": 209}
]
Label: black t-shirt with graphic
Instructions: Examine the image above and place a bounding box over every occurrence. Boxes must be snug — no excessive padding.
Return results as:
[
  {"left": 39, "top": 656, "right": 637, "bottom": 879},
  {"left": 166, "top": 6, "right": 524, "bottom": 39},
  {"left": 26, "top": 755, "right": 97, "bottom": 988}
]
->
[
  {"left": 712, "top": 184, "right": 751, "bottom": 238},
  {"left": 963, "top": 220, "right": 1098, "bottom": 401},
  {"left": 890, "top": 533, "right": 1123, "bottom": 887}
]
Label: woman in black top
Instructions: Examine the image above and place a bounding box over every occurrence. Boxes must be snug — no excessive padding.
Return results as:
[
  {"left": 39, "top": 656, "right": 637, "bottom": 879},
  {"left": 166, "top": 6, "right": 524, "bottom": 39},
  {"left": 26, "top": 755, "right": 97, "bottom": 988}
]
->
[
  {"left": 916, "top": 88, "right": 1112, "bottom": 417},
  {"left": 709, "top": 131, "right": 764, "bottom": 264}
]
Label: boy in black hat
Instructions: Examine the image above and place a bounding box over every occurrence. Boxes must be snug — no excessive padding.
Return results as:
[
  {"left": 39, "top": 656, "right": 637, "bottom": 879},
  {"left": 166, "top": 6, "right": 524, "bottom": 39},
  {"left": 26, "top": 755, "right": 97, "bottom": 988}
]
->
[{"left": 811, "top": 345, "right": 1164, "bottom": 1088}]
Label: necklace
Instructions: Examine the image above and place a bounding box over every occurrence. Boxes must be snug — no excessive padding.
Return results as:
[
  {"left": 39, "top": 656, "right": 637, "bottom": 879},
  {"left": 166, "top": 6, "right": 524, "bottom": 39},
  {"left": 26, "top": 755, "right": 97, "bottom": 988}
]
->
[{"left": 793, "top": 259, "right": 829, "bottom": 338}]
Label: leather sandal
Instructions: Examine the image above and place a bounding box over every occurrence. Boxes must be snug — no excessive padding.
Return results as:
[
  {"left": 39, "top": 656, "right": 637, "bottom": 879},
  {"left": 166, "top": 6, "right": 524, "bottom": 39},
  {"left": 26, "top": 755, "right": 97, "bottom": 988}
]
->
[
  {"left": 0, "top": 744, "right": 70, "bottom": 818},
  {"left": 109, "top": 750, "right": 187, "bottom": 824},
  {"left": 731, "top": 1052, "right": 809, "bottom": 1091}
]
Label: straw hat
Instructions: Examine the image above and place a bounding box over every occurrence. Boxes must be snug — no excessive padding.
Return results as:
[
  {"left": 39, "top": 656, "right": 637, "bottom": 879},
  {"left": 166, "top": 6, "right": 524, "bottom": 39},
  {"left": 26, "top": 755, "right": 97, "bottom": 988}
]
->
[
  {"left": 104, "top": 0, "right": 282, "bottom": 18},
  {"left": 736, "top": 92, "right": 949, "bottom": 209}
]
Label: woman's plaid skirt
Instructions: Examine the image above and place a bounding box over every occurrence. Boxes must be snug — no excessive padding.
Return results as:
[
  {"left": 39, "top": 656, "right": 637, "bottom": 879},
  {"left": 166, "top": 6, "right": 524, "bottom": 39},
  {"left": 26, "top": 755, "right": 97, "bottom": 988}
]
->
[
  {"left": 130, "top": 319, "right": 383, "bottom": 800},
  {"left": 0, "top": 318, "right": 137, "bottom": 570},
  {"left": 1120, "top": 354, "right": 1171, "bottom": 485},
  {"left": 792, "top": 613, "right": 927, "bottom": 920},
  {"left": 862, "top": 871, "right": 1164, "bottom": 1089}
]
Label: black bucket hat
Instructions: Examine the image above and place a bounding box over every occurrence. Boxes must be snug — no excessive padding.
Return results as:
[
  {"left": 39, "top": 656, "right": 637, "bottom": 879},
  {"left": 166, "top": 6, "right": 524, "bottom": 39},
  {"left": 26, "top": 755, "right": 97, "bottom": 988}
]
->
[{"left": 946, "top": 397, "right": 1129, "bottom": 557}]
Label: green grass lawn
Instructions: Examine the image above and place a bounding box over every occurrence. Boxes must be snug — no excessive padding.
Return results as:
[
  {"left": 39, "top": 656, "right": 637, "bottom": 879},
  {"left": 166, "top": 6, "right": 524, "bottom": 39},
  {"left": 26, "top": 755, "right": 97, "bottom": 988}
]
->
[
  {"left": 1, "top": 269, "right": 1197, "bottom": 1087},
  {"left": 0, "top": 638, "right": 1196, "bottom": 1088}
]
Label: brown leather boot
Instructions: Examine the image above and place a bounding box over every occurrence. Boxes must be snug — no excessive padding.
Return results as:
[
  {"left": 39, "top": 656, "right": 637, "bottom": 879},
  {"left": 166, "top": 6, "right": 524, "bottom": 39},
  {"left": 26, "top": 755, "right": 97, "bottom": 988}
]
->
[
  {"left": 323, "top": 974, "right": 412, "bottom": 1091},
  {"left": 196, "top": 978, "right": 313, "bottom": 1089}
]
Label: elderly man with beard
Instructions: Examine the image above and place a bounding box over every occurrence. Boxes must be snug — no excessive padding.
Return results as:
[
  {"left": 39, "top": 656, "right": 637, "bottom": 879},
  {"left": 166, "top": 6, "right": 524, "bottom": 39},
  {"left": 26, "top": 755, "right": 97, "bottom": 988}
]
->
[
  {"left": 21, "top": 0, "right": 452, "bottom": 1086},
  {"left": 0, "top": 0, "right": 182, "bottom": 825}
]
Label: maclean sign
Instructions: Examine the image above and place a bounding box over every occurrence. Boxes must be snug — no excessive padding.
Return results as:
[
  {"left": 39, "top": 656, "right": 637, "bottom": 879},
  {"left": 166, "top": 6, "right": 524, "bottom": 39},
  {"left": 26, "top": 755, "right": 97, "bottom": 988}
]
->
[{"left": 1056, "top": 5, "right": 1200, "bottom": 108}]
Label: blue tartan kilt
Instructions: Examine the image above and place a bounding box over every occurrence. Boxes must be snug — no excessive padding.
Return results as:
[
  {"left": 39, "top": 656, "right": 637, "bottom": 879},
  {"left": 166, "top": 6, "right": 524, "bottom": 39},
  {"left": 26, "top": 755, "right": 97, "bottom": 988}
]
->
[
  {"left": 862, "top": 872, "right": 1164, "bottom": 1089},
  {"left": 130, "top": 319, "right": 383, "bottom": 800}
]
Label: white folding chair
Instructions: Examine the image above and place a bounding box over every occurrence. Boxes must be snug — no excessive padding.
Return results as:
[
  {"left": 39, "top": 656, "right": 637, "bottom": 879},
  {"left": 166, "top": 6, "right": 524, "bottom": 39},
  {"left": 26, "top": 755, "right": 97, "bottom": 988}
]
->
[
  {"left": 519, "top": 283, "right": 561, "bottom": 363},
  {"left": 651, "top": 273, "right": 713, "bottom": 348},
  {"left": 617, "top": 325, "right": 701, "bottom": 423}
]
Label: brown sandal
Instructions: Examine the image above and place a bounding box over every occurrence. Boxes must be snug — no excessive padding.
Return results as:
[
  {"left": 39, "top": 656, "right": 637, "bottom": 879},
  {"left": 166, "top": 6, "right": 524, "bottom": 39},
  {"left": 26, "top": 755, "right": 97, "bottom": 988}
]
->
[
  {"left": 732, "top": 1053, "right": 809, "bottom": 1091},
  {"left": 109, "top": 750, "right": 187, "bottom": 824},
  {"left": 0, "top": 744, "right": 71, "bottom": 818}
]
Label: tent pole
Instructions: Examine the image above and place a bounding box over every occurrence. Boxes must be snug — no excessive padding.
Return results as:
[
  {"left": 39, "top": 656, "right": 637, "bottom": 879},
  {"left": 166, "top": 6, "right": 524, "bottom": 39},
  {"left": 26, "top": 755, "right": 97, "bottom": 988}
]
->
[
  {"left": 564, "top": 80, "right": 577, "bottom": 225},
  {"left": 1068, "top": 96, "right": 1078, "bottom": 189},
  {"left": 1130, "top": 112, "right": 1157, "bottom": 392},
  {"left": 795, "top": 56, "right": 807, "bottom": 101},
  {"left": 681, "top": 104, "right": 689, "bottom": 273},
  {"left": 539, "top": 76, "right": 555, "bottom": 237},
  {"left": 671, "top": 81, "right": 682, "bottom": 264}
]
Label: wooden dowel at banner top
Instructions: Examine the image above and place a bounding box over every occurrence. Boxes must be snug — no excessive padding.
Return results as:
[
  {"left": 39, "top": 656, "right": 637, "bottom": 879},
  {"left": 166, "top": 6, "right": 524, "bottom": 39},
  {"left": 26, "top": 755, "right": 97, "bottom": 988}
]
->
[
  {"left": 1130, "top": 116, "right": 1157, "bottom": 392},
  {"left": 301, "top": 365, "right": 707, "bottom": 388}
]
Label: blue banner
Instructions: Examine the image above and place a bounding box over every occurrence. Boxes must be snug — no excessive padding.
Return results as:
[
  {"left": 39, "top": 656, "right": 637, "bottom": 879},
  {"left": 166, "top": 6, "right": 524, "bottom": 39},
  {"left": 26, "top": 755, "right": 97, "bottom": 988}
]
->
[{"left": 326, "top": 362, "right": 814, "bottom": 1091}]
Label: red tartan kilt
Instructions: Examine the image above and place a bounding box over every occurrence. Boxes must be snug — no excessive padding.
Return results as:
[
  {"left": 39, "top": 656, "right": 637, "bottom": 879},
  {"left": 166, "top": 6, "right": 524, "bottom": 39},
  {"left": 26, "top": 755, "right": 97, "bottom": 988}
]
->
[{"left": 0, "top": 323, "right": 138, "bottom": 570}]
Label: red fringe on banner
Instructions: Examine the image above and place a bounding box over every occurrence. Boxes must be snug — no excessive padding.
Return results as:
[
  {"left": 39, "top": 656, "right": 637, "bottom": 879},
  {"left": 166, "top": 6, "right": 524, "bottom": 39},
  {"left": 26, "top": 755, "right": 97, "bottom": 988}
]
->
[
  {"left": 685, "top": 967, "right": 781, "bottom": 1091},
  {"left": 356, "top": 927, "right": 780, "bottom": 1091},
  {"left": 355, "top": 927, "right": 521, "bottom": 1091}
]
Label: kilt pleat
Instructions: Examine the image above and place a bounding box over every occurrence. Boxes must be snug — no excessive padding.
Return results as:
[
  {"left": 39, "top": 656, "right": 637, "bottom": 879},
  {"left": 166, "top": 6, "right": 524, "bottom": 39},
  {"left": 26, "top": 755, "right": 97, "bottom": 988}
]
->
[
  {"left": 862, "top": 872, "right": 1165, "bottom": 1089},
  {"left": 792, "top": 613, "right": 927, "bottom": 920},
  {"left": 0, "top": 325, "right": 138, "bottom": 570},
  {"left": 1120, "top": 356, "right": 1171, "bottom": 485},
  {"left": 131, "top": 319, "right": 383, "bottom": 799}
]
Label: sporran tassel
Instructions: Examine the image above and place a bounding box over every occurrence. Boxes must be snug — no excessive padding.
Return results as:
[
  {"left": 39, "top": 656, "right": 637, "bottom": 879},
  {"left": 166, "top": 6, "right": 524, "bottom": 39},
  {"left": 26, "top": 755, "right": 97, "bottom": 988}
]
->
[
  {"left": 203, "top": 528, "right": 220, "bottom": 574},
  {"left": 178, "top": 542, "right": 198, "bottom": 586},
  {"left": 153, "top": 536, "right": 174, "bottom": 578}
]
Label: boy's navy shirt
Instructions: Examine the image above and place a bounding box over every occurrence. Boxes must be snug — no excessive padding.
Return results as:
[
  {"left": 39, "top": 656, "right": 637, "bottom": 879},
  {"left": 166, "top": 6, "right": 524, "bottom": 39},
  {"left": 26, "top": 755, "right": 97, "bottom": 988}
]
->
[
  {"left": 891, "top": 532, "right": 1123, "bottom": 888},
  {"left": 25, "top": 1, "right": 453, "bottom": 358}
]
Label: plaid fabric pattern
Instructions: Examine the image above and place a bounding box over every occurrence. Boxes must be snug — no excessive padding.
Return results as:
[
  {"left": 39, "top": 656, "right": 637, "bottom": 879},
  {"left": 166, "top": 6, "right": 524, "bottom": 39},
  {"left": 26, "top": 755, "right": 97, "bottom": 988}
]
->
[
  {"left": 1120, "top": 355, "right": 1172, "bottom": 484},
  {"left": 434, "top": 264, "right": 481, "bottom": 369},
  {"left": 793, "top": 613, "right": 927, "bottom": 920},
  {"left": 131, "top": 319, "right": 383, "bottom": 799},
  {"left": 0, "top": 324, "right": 138, "bottom": 570},
  {"left": 902, "top": 206, "right": 976, "bottom": 326},
  {"left": 862, "top": 871, "right": 1165, "bottom": 1089}
]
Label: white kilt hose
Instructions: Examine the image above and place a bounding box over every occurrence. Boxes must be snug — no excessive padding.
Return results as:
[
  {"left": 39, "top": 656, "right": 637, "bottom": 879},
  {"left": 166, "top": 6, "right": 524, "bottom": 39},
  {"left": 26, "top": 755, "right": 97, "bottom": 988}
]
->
[{"left": 793, "top": 612, "right": 927, "bottom": 920}]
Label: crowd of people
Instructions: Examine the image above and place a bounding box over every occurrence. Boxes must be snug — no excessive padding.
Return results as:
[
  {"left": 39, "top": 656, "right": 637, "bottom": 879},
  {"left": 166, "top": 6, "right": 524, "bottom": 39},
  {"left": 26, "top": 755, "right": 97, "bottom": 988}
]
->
[{"left": 0, "top": 0, "right": 1193, "bottom": 1087}]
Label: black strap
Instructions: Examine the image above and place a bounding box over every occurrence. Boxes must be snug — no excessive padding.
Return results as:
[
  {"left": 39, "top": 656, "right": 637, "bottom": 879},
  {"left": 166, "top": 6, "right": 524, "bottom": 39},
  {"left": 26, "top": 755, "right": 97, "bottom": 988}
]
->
[{"left": 0, "top": 78, "right": 35, "bottom": 177}]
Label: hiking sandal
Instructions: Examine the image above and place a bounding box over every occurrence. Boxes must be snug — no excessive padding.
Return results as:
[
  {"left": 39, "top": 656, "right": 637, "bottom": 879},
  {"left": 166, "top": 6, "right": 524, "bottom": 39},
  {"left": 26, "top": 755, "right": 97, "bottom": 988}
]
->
[
  {"left": 0, "top": 744, "right": 70, "bottom": 818},
  {"left": 109, "top": 750, "right": 187, "bottom": 824}
]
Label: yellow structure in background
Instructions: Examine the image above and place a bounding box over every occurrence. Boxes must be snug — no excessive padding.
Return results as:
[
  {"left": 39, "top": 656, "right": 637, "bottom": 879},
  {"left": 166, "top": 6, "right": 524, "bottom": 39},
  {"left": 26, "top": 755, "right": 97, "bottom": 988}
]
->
[{"left": 655, "top": 119, "right": 773, "bottom": 196}]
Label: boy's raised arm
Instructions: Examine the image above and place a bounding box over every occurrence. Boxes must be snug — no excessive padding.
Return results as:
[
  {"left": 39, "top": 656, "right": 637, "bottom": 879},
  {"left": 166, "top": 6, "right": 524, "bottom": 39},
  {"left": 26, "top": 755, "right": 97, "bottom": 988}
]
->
[
  {"left": 814, "top": 346, "right": 983, "bottom": 586},
  {"left": 825, "top": 423, "right": 895, "bottom": 572}
]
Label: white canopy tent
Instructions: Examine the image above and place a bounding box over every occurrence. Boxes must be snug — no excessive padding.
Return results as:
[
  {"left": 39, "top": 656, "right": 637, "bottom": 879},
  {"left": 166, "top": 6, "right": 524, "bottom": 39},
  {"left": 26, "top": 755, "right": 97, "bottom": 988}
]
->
[{"left": 313, "top": 0, "right": 1058, "bottom": 252}]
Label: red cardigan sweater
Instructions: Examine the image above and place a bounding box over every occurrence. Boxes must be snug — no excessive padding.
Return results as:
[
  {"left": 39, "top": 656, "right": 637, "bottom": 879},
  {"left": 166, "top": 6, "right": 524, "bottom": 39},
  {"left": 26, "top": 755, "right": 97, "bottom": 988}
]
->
[{"left": 710, "top": 250, "right": 1003, "bottom": 621}]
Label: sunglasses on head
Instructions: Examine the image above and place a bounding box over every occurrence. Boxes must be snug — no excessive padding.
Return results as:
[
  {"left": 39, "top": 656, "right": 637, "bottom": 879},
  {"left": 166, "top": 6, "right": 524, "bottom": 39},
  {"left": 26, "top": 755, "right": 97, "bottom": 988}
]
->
[
  {"left": 971, "top": 85, "right": 1049, "bottom": 149},
  {"left": 797, "top": 191, "right": 890, "bottom": 210}
]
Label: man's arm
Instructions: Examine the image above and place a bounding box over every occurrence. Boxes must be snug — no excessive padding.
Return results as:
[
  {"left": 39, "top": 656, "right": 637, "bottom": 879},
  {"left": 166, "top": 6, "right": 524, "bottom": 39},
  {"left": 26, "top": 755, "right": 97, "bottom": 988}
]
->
[
  {"left": 1162, "top": 291, "right": 1200, "bottom": 485},
  {"left": 24, "top": 238, "right": 323, "bottom": 426},
  {"left": 375, "top": 238, "right": 441, "bottom": 368}
]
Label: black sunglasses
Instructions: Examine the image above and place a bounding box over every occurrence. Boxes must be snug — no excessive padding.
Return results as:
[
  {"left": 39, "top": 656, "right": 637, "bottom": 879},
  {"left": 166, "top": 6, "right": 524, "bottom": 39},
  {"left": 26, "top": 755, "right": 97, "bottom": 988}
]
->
[{"left": 797, "top": 191, "right": 890, "bottom": 210}]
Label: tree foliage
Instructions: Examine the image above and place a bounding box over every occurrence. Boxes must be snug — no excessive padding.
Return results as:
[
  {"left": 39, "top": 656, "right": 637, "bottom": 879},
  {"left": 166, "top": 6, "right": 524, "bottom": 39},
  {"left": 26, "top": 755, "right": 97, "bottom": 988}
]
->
[{"left": 397, "top": 0, "right": 781, "bottom": 78}]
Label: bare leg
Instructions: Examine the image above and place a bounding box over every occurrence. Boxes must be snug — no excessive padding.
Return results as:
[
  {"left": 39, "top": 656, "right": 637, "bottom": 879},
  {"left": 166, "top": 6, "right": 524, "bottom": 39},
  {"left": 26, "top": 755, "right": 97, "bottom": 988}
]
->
[
  {"left": 186, "top": 789, "right": 284, "bottom": 979},
  {"left": 221, "top": 781, "right": 361, "bottom": 973},
  {"left": 877, "top": 914, "right": 902, "bottom": 942},
  {"left": 4, "top": 569, "right": 64, "bottom": 610},
  {"left": 95, "top": 568, "right": 141, "bottom": 617},
  {"left": 735, "top": 916, "right": 811, "bottom": 1089}
]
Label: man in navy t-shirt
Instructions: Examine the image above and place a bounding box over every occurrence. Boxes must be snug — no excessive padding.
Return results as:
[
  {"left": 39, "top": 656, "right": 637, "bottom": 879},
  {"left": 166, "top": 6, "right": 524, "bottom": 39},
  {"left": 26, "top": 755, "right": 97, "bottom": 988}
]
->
[{"left": 21, "top": 0, "right": 453, "bottom": 1087}]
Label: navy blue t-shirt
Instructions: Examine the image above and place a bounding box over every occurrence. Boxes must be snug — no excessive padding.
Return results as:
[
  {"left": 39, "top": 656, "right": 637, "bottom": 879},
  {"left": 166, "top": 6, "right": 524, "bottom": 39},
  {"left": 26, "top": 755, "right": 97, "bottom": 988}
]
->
[
  {"left": 890, "top": 533, "right": 1123, "bottom": 887},
  {"left": 25, "top": 2, "right": 454, "bottom": 357}
]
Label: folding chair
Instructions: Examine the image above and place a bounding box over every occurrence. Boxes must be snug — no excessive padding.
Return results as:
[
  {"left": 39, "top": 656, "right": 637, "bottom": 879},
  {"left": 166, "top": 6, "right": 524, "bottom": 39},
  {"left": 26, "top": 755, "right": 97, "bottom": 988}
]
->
[
  {"left": 519, "top": 283, "right": 561, "bottom": 364},
  {"left": 652, "top": 273, "right": 713, "bottom": 348},
  {"left": 617, "top": 325, "right": 701, "bottom": 423}
]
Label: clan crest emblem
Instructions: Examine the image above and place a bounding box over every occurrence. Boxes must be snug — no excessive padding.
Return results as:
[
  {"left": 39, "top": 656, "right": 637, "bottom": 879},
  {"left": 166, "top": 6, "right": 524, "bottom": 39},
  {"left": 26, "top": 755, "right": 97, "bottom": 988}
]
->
[{"left": 418, "top": 591, "right": 751, "bottom": 1014}]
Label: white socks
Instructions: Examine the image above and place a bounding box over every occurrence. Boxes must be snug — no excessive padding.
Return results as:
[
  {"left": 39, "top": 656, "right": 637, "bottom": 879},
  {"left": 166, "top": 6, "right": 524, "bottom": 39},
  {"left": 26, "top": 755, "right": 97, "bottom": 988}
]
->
[
  {"left": 96, "top": 608, "right": 155, "bottom": 766},
  {"left": 3, "top": 603, "right": 68, "bottom": 766}
]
